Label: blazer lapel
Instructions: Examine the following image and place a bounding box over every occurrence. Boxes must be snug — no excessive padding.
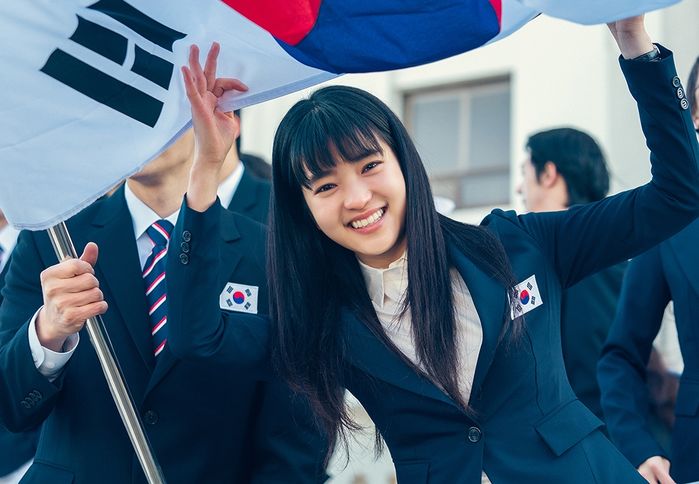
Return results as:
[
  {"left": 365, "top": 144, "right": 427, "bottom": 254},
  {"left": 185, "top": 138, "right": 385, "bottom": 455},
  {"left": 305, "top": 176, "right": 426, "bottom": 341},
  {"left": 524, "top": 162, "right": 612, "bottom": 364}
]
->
[
  {"left": 90, "top": 187, "right": 155, "bottom": 373},
  {"left": 145, "top": 206, "right": 243, "bottom": 394},
  {"left": 447, "top": 244, "right": 507, "bottom": 404},
  {"left": 667, "top": 220, "right": 699, "bottom": 298},
  {"left": 343, "top": 310, "right": 462, "bottom": 411}
]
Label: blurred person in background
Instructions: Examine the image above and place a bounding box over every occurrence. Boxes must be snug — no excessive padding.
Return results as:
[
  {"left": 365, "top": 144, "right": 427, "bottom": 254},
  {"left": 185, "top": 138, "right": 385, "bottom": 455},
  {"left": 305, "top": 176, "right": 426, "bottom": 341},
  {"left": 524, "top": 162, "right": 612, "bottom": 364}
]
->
[
  {"left": 598, "top": 56, "right": 699, "bottom": 484},
  {"left": 517, "top": 127, "right": 627, "bottom": 421},
  {"left": 229, "top": 110, "right": 272, "bottom": 222}
]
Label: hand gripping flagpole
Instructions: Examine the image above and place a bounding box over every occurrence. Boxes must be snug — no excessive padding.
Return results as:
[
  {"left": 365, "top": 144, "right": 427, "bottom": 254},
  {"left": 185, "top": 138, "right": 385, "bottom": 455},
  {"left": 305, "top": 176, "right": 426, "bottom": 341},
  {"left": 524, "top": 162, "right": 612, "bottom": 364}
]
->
[{"left": 47, "top": 221, "right": 166, "bottom": 484}]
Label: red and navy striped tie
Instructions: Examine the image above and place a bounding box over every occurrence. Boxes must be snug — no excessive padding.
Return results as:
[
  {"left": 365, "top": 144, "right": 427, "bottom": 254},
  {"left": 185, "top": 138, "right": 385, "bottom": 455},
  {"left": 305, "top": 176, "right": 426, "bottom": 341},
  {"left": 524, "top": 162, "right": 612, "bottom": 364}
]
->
[{"left": 142, "top": 219, "right": 173, "bottom": 357}]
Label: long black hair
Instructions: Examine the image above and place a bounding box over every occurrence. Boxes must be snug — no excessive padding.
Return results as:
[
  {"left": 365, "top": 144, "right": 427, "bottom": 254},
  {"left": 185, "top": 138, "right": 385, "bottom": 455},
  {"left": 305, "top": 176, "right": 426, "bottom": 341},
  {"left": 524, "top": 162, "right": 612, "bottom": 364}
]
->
[{"left": 268, "top": 86, "right": 517, "bottom": 458}]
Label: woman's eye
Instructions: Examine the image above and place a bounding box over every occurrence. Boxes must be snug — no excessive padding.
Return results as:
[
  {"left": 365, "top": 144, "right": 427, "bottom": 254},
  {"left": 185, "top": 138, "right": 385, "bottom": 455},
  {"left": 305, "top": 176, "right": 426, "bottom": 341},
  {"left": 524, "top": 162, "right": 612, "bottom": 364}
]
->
[
  {"left": 315, "top": 184, "right": 336, "bottom": 194},
  {"left": 362, "top": 161, "right": 382, "bottom": 173}
]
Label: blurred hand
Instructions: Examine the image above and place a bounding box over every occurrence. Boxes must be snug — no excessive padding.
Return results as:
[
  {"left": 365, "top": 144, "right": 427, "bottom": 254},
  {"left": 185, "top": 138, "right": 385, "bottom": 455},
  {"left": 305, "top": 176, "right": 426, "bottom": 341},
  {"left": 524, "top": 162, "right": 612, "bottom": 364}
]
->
[
  {"left": 35, "top": 242, "right": 107, "bottom": 352},
  {"left": 638, "top": 456, "right": 675, "bottom": 484},
  {"left": 607, "top": 15, "right": 654, "bottom": 60}
]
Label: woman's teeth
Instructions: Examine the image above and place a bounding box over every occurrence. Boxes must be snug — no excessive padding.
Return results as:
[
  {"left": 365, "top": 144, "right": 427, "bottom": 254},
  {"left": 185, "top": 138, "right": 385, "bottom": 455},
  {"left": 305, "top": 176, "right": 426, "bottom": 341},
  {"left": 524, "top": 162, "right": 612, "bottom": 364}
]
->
[{"left": 351, "top": 208, "right": 385, "bottom": 229}]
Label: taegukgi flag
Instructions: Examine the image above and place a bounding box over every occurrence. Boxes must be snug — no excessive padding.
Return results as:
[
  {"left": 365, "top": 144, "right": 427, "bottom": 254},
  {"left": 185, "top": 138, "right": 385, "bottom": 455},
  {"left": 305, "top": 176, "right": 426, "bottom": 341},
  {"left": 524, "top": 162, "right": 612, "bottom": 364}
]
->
[{"left": 0, "top": 0, "right": 680, "bottom": 230}]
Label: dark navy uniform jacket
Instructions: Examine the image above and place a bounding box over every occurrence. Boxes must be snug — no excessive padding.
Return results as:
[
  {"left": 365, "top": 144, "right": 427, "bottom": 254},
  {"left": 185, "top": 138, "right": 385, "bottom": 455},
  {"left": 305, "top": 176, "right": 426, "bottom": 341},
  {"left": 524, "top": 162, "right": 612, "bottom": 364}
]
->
[
  {"left": 165, "top": 47, "right": 699, "bottom": 483},
  {"left": 0, "top": 187, "right": 327, "bottom": 484},
  {"left": 0, "top": 260, "right": 38, "bottom": 479},
  {"left": 599, "top": 218, "right": 699, "bottom": 484},
  {"left": 227, "top": 168, "right": 271, "bottom": 225},
  {"left": 561, "top": 262, "right": 627, "bottom": 421}
]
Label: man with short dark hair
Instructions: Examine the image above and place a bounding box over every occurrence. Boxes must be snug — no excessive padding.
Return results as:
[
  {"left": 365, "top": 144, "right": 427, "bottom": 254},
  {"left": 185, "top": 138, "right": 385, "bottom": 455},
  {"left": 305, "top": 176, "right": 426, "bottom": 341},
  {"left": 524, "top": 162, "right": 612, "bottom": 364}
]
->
[{"left": 518, "top": 127, "right": 626, "bottom": 421}]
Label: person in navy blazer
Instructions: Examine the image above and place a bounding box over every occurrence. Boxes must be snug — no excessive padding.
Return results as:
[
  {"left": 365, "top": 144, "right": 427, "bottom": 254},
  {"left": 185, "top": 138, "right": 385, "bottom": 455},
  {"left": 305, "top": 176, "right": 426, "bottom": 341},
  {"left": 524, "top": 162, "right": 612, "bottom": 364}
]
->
[
  {"left": 0, "top": 217, "right": 38, "bottom": 484},
  {"left": 0, "top": 128, "right": 327, "bottom": 483},
  {"left": 516, "top": 127, "right": 627, "bottom": 422},
  {"left": 164, "top": 21, "right": 699, "bottom": 483},
  {"left": 598, "top": 56, "right": 699, "bottom": 484}
]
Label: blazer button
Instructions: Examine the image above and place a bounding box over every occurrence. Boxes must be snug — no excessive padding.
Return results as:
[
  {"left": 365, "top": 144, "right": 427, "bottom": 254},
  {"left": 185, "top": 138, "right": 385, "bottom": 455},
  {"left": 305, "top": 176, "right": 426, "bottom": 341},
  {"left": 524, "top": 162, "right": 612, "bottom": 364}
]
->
[
  {"left": 179, "top": 253, "right": 189, "bottom": 265},
  {"left": 180, "top": 241, "right": 190, "bottom": 253},
  {"left": 467, "top": 426, "right": 482, "bottom": 443},
  {"left": 681, "top": 98, "right": 689, "bottom": 110},
  {"left": 672, "top": 76, "right": 682, "bottom": 88},
  {"left": 144, "top": 410, "right": 159, "bottom": 425},
  {"left": 677, "top": 87, "right": 685, "bottom": 100},
  {"left": 20, "top": 399, "right": 31, "bottom": 409},
  {"left": 182, "top": 231, "right": 192, "bottom": 242}
]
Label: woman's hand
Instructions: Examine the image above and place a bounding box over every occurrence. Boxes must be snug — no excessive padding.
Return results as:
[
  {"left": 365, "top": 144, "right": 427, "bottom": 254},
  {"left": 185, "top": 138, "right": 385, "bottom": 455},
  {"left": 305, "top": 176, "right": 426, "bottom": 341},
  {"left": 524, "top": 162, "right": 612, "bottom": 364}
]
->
[
  {"left": 182, "top": 42, "right": 248, "bottom": 212},
  {"left": 608, "top": 15, "right": 655, "bottom": 60}
]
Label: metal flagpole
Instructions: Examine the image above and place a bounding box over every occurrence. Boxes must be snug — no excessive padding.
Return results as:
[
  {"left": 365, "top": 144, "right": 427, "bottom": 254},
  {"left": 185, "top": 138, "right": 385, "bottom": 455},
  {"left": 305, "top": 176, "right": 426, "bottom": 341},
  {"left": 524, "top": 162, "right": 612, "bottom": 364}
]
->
[{"left": 46, "top": 221, "right": 166, "bottom": 484}]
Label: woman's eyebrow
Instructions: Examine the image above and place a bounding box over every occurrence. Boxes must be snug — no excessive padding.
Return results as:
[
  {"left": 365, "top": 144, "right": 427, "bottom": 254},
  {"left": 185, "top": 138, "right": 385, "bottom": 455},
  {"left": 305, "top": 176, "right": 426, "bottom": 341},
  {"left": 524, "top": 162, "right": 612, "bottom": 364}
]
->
[
  {"left": 345, "top": 149, "right": 381, "bottom": 162},
  {"left": 307, "top": 169, "right": 334, "bottom": 185}
]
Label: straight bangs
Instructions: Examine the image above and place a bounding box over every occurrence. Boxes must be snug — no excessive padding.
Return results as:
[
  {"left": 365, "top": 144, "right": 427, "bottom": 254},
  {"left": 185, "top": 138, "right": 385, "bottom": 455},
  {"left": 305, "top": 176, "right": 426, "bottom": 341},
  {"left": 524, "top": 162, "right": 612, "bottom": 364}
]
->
[{"left": 287, "top": 102, "right": 388, "bottom": 190}]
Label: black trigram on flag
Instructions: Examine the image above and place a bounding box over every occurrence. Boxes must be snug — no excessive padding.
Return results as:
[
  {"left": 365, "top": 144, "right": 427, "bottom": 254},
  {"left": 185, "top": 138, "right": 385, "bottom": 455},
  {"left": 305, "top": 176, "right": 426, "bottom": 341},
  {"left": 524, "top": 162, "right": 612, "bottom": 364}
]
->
[{"left": 41, "top": 0, "right": 186, "bottom": 127}]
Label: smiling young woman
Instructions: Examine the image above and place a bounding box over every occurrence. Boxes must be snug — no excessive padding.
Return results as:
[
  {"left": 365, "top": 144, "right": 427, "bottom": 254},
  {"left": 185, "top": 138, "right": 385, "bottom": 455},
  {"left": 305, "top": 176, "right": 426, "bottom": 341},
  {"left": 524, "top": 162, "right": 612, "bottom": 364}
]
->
[{"left": 167, "top": 17, "right": 699, "bottom": 484}]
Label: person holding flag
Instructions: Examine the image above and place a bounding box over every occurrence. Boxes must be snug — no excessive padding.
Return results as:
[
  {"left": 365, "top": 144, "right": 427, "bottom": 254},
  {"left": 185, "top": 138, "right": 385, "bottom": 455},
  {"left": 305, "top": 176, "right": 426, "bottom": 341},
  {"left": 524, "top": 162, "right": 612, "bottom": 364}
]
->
[
  {"left": 0, "top": 117, "right": 328, "bottom": 481},
  {"left": 165, "top": 12, "right": 699, "bottom": 483}
]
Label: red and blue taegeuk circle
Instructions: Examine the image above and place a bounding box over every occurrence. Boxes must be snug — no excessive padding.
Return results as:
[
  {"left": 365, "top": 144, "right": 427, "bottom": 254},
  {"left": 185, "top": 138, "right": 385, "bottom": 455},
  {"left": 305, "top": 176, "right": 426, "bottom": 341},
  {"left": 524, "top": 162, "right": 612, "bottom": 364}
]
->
[
  {"left": 519, "top": 290, "right": 530, "bottom": 305},
  {"left": 233, "top": 291, "right": 246, "bottom": 304}
]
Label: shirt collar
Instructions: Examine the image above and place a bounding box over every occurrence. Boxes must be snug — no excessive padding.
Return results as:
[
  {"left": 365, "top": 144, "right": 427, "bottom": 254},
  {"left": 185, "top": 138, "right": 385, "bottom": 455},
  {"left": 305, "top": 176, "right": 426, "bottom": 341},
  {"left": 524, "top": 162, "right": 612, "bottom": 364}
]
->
[
  {"left": 358, "top": 252, "right": 408, "bottom": 309},
  {"left": 124, "top": 182, "right": 179, "bottom": 241},
  {"left": 217, "top": 162, "right": 244, "bottom": 207}
]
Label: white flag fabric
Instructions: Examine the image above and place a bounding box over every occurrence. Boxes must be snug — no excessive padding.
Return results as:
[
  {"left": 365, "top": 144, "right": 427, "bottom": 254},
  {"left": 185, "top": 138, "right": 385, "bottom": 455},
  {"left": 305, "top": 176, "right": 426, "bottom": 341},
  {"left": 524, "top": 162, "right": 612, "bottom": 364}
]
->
[{"left": 0, "top": 0, "right": 680, "bottom": 230}]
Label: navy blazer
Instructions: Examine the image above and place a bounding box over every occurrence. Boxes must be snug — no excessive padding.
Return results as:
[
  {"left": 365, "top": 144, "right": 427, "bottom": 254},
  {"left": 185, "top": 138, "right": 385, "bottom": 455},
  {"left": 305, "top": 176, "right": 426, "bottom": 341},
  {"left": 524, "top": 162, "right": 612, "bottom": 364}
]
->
[
  {"left": 0, "top": 250, "right": 39, "bottom": 479},
  {"left": 165, "top": 47, "right": 699, "bottom": 483},
  {"left": 598, "top": 218, "right": 699, "bottom": 484},
  {"left": 0, "top": 187, "right": 327, "bottom": 484},
  {"left": 0, "top": 427, "right": 36, "bottom": 478},
  {"left": 561, "top": 262, "right": 627, "bottom": 421},
  {"left": 227, "top": 168, "right": 271, "bottom": 225}
]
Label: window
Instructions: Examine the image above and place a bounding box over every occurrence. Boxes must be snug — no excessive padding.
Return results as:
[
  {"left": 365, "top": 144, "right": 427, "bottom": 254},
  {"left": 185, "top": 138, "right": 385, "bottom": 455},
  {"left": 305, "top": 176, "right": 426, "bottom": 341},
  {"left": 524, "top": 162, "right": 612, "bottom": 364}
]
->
[{"left": 404, "top": 78, "right": 511, "bottom": 209}]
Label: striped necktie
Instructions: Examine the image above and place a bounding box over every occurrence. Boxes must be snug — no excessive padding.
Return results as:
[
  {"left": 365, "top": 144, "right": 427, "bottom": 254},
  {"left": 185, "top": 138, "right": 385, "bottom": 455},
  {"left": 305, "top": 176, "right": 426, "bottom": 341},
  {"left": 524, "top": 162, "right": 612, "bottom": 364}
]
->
[{"left": 142, "top": 219, "right": 174, "bottom": 357}]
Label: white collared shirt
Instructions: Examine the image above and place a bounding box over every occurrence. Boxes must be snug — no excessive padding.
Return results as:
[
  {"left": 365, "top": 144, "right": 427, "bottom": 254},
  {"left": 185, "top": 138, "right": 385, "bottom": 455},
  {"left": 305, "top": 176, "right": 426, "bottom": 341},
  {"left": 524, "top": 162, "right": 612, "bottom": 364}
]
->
[{"left": 358, "top": 253, "right": 483, "bottom": 404}]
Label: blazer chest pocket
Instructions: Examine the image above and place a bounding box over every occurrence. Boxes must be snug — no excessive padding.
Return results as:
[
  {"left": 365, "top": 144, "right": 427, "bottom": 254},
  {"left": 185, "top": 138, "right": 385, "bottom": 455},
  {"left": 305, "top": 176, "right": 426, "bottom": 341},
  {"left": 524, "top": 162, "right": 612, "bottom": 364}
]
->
[
  {"left": 675, "top": 380, "right": 699, "bottom": 417},
  {"left": 21, "top": 461, "right": 74, "bottom": 483},
  {"left": 394, "top": 461, "right": 429, "bottom": 484},
  {"left": 535, "top": 399, "right": 603, "bottom": 457}
]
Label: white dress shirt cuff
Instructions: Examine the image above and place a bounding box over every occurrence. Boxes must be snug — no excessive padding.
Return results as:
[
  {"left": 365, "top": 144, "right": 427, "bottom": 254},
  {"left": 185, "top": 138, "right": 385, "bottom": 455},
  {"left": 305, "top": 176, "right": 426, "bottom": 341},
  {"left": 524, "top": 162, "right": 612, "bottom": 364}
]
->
[{"left": 27, "top": 308, "right": 79, "bottom": 382}]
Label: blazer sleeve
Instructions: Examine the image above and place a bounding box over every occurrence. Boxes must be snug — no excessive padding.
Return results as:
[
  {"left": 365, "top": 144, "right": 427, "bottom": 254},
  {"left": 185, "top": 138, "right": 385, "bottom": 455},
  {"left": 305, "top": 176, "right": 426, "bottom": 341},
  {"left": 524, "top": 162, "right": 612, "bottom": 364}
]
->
[
  {"left": 250, "top": 380, "right": 329, "bottom": 484},
  {"left": 496, "top": 45, "right": 699, "bottom": 289},
  {"left": 166, "top": 199, "right": 272, "bottom": 376},
  {"left": 0, "top": 230, "right": 64, "bottom": 432},
  {"left": 597, "top": 246, "right": 670, "bottom": 467}
]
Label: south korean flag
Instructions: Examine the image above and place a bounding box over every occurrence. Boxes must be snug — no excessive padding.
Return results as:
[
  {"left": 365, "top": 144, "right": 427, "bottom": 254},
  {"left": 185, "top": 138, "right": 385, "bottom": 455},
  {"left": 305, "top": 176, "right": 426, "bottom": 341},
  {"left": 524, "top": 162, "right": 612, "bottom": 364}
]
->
[
  {"left": 0, "top": 0, "right": 332, "bottom": 231},
  {"left": 219, "top": 282, "right": 259, "bottom": 315},
  {"left": 510, "top": 274, "right": 543, "bottom": 320}
]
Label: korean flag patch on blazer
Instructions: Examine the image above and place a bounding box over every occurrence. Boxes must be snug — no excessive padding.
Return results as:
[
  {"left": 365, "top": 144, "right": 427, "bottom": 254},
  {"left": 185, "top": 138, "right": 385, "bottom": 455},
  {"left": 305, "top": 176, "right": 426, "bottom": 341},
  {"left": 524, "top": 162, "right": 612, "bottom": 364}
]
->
[
  {"left": 220, "top": 282, "right": 258, "bottom": 314},
  {"left": 511, "top": 274, "right": 543, "bottom": 319}
]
